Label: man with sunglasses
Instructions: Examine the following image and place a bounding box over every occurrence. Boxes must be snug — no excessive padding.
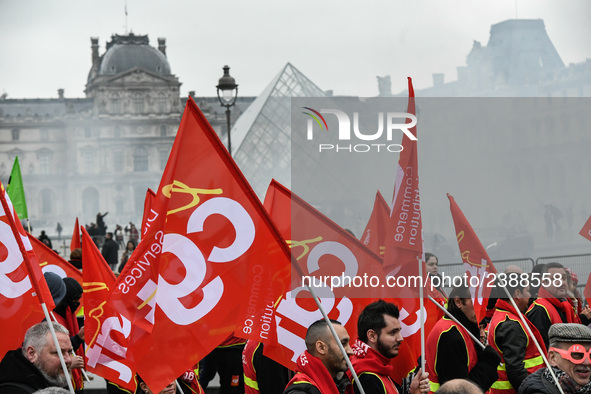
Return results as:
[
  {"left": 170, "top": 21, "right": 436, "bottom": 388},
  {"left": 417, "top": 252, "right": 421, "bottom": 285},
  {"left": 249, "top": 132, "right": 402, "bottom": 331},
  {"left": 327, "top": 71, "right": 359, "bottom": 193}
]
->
[{"left": 519, "top": 323, "right": 591, "bottom": 393}]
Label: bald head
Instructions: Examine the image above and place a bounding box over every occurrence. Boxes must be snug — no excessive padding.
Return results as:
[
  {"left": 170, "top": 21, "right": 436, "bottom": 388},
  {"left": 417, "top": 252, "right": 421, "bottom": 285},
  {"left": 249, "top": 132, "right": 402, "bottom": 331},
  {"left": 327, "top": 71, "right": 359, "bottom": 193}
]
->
[
  {"left": 437, "top": 379, "right": 483, "bottom": 394},
  {"left": 504, "top": 265, "right": 523, "bottom": 274}
]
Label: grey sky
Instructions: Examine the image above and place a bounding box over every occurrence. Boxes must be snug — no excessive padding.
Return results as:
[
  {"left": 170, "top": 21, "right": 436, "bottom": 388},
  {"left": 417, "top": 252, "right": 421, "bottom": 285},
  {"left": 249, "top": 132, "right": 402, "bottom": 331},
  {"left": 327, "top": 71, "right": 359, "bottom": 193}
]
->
[{"left": 1, "top": 0, "right": 589, "bottom": 100}]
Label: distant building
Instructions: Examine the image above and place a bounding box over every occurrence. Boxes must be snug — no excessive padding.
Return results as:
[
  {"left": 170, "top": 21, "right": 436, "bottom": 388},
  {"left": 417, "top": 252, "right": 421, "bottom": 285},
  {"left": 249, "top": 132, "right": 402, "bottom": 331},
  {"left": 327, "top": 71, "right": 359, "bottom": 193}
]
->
[
  {"left": 0, "top": 33, "right": 253, "bottom": 232},
  {"left": 386, "top": 19, "right": 591, "bottom": 97}
]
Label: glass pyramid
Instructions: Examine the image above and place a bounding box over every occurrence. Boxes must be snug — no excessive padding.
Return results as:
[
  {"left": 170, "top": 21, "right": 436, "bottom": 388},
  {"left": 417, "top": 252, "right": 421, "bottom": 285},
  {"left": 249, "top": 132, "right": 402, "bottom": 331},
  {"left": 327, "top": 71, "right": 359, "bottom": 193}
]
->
[{"left": 232, "top": 62, "right": 326, "bottom": 197}]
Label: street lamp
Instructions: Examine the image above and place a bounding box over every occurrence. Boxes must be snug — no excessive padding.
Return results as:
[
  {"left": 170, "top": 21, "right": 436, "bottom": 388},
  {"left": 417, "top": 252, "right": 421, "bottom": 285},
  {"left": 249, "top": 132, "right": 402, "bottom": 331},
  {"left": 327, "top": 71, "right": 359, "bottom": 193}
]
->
[{"left": 216, "top": 65, "right": 238, "bottom": 156}]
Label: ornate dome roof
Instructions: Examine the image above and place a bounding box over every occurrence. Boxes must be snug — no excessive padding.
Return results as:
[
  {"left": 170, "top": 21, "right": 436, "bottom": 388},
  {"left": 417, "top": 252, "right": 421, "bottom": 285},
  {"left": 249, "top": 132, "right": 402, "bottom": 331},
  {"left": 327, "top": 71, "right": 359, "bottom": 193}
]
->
[{"left": 96, "top": 33, "right": 171, "bottom": 77}]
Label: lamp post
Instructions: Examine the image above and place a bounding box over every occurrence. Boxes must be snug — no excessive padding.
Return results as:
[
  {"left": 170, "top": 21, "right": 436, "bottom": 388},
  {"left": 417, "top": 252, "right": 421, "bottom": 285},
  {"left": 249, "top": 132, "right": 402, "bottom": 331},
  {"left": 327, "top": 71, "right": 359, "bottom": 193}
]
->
[{"left": 216, "top": 65, "right": 238, "bottom": 156}]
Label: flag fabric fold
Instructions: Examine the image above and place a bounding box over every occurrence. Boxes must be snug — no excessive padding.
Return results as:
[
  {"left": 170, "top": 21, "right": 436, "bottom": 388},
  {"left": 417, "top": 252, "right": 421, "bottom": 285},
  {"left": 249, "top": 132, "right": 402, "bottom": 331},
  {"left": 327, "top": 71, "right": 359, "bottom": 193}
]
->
[
  {"left": 360, "top": 190, "right": 389, "bottom": 258},
  {"left": 382, "top": 77, "right": 423, "bottom": 299},
  {"left": 107, "top": 97, "right": 291, "bottom": 392},
  {"left": 29, "top": 235, "right": 83, "bottom": 287},
  {"left": 71, "top": 217, "right": 81, "bottom": 252},
  {"left": 447, "top": 193, "right": 498, "bottom": 322},
  {"left": 7, "top": 156, "right": 28, "bottom": 220},
  {"left": 0, "top": 182, "right": 54, "bottom": 358},
  {"left": 81, "top": 226, "right": 137, "bottom": 391}
]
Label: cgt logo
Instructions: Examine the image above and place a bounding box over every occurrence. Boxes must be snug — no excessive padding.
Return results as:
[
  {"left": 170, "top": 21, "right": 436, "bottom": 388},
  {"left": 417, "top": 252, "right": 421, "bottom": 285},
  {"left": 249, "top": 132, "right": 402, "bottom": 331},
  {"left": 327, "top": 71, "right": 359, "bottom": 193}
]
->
[{"left": 303, "top": 107, "right": 417, "bottom": 153}]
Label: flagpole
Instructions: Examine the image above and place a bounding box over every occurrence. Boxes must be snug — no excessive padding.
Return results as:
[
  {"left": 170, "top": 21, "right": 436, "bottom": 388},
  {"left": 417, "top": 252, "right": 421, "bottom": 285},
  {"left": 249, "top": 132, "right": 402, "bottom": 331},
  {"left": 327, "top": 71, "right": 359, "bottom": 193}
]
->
[
  {"left": 500, "top": 286, "right": 565, "bottom": 394},
  {"left": 308, "top": 284, "right": 366, "bottom": 394},
  {"left": 0, "top": 186, "right": 76, "bottom": 393},
  {"left": 427, "top": 296, "right": 484, "bottom": 349},
  {"left": 418, "top": 256, "right": 425, "bottom": 373}
]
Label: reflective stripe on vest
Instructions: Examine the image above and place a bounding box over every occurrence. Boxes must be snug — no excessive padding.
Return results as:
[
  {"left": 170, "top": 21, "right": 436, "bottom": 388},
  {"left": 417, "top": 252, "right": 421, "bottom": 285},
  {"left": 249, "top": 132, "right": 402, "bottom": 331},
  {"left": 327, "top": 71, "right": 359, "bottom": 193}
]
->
[
  {"left": 430, "top": 381, "right": 440, "bottom": 392},
  {"left": 244, "top": 375, "right": 259, "bottom": 391},
  {"left": 358, "top": 371, "right": 399, "bottom": 394}
]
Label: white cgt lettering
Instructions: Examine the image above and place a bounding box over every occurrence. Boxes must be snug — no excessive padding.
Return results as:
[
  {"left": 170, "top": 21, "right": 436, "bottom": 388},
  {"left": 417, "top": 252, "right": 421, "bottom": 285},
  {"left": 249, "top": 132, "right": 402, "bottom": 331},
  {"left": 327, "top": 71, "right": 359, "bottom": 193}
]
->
[
  {"left": 0, "top": 220, "right": 32, "bottom": 298},
  {"left": 137, "top": 196, "right": 255, "bottom": 326}
]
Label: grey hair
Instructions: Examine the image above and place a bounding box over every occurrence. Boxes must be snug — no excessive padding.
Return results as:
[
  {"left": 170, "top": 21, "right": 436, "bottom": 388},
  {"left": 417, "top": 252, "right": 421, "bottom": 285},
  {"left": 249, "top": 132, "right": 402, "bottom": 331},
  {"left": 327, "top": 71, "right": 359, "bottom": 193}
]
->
[
  {"left": 33, "top": 387, "right": 71, "bottom": 393},
  {"left": 22, "top": 321, "right": 69, "bottom": 355}
]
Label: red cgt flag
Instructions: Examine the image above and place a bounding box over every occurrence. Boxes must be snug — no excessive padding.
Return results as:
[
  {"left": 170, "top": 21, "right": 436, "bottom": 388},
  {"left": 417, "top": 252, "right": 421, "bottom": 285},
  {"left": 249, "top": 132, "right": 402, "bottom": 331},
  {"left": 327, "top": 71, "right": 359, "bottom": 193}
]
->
[
  {"left": 29, "top": 235, "right": 82, "bottom": 287},
  {"left": 107, "top": 97, "right": 291, "bottom": 392},
  {"left": 382, "top": 77, "right": 423, "bottom": 298},
  {"left": 81, "top": 226, "right": 136, "bottom": 392},
  {"left": 71, "top": 217, "right": 81, "bottom": 252},
  {"left": 359, "top": 190, "right": 390, "bottom": 258},
  {"left": 0, "top": 182, "right": 55, "bottom": 358},
  {"left": 141, "top": 188, "right": 156, "bottom": 236},
  {"left": 447, "top": 194, "right": 498, "bottom": 322},
  {"left": 579, "top": 214, "right": 591, "bottom": 242},
  {"left": 262, "top": 180, "right": 384, "bottom": 370}
]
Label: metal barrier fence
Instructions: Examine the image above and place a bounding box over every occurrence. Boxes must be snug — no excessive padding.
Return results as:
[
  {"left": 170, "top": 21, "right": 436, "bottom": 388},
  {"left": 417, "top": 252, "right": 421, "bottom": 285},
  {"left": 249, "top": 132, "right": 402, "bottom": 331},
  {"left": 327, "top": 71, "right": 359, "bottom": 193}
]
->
[{"left": 438, "top": 256, "right": 590, "bottom": 295}]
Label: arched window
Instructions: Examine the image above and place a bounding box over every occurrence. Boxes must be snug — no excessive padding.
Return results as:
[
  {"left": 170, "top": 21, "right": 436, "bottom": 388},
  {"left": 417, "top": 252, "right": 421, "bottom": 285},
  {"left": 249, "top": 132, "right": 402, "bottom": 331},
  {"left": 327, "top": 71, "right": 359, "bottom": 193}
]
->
[
  {"left": 40, "top": 189, "right": 55, "bottom": 215},
  {"left": 133, "top": 92, "right": 144, "bottom": 114},
  {"left": 157, "top": 93, "right": 167, "bottom": 113},
  {"left": 110, "top": 93, "right": 122, "bottom": 114},
  {"left": 82, "top": 187, "right": 99, "bottom": 218},
  {"left": 134, "top": 147, "right": 148, "bottom": 172}
]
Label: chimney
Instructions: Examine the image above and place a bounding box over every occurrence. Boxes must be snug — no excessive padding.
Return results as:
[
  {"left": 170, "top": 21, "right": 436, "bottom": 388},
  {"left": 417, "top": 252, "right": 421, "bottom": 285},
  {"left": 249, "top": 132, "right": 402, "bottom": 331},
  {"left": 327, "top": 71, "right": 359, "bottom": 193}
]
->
[
  {"left": 58, "top": 89, "right": 64, "bottom": 99},
  {"left": 188, "top": 91, "right": 195, "bottom": 99},
  {"left": 158, "top": 38, "right": 166, "bottom": 55},
  {"left": 91, "top": 37, "right": 100, "bottom": 68},
  {"left": 432, "top": 73, "right": 444, "bottom": 87}
]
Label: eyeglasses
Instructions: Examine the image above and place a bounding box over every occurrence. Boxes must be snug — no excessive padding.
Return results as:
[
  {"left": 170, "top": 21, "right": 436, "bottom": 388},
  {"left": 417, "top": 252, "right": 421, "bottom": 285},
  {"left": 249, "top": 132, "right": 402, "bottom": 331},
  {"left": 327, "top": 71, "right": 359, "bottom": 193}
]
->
[{"left": 550, "top": 345, "right": 591, "bottom": 364}]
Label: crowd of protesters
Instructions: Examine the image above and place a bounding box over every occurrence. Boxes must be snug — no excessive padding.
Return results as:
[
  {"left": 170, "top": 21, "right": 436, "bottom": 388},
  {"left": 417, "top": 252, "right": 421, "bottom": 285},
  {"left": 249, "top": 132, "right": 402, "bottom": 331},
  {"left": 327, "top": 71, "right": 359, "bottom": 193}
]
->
[{"left": 2, "top": 242, "right": 591, "bottom": 394}]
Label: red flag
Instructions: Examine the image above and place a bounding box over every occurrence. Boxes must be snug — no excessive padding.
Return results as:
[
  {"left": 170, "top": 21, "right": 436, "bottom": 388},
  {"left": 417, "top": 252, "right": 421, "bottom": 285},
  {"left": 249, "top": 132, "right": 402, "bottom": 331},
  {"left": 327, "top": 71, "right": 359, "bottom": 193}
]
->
[
  {"left": 584, "top": 272, "right": 591, "bottom": 307},
  {"left": 141, "top": 188, "right": 156, "bottom": 236},
  {"left": 262, "top": 180, "right": 384, "bottom": 369},
  {"left": 0, "top": 182, "right": 55, "bottom": 358},
  {"left": 30, "top": 235, "right": 82, "bottom": 287},
  {"left": 359, "top": 190, "right": 389, "bottom": 258},
  {"left": 81, "top": 226, "right": 136, "bottom": 391},
  {"left": 71, "top": 217, "right": 81, "bottom": 252},
  {"left": 447, "top": 194, "right": 498, "bottom": 322},
  {"left": 579, "top": 214, "right": 591, "bottom": 242},
  {"left": 107, "top": 97, "right": 291, "bottom": 392},
  {"left": 382, "top": 77, "right": 423, "bottom": 299}
]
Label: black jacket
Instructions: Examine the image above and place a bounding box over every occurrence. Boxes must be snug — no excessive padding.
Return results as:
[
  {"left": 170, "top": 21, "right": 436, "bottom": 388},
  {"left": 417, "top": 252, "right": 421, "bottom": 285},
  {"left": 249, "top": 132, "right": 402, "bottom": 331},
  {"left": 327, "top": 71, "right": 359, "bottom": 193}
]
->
[
  {"left": 519, "top": 369, "right": 560, "bottom": 394},
  {"left": 0, "top": 349, "right": 53, "bottom": 393}
]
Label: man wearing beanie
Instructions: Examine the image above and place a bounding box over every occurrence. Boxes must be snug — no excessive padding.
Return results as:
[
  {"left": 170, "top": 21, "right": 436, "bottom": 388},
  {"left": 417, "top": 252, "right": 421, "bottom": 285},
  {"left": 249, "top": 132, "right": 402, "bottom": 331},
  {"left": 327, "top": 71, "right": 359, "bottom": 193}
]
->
[
  {"left": 519, "top": 323, "right": 591, "bottom": 393},
  {"left": 43, "top": 272, "right": 66, "bottom": 308}
]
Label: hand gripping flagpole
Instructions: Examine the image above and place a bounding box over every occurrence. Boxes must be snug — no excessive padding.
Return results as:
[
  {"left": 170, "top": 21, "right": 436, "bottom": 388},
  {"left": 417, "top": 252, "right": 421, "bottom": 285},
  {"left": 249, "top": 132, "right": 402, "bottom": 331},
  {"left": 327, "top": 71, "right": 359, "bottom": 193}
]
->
[
  {"left": 499, "top": 285, "right": 565, "bottom": 394},
  {"left": 0, "top": 188, "right": 75, "bottom": 394}
]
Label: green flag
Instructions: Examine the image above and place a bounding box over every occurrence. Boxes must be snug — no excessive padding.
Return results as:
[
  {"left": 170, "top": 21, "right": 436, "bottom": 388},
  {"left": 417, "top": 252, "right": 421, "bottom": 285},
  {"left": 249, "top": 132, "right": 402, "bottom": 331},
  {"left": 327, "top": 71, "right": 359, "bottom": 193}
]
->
[{"left": 7, "top": 156, "right": 28, "bottom": 219}]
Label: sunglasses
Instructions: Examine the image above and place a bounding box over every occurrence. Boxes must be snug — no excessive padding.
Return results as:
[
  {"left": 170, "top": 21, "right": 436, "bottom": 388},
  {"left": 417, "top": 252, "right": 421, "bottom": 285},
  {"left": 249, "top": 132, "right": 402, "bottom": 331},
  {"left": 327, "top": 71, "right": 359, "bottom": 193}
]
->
[{"left": 550, "top": 345, "right": 591, "bottom": 364}]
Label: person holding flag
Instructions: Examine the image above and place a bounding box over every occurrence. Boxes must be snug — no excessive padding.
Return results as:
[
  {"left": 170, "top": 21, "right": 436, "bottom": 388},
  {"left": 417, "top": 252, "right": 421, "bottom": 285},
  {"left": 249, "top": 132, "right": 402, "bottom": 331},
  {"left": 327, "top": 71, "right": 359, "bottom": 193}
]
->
[
  {"left": 283, "top": 319, "right": 353, "bottom": 394},
  {"left": 526, "top": 262, "right": 591, "bottom": 350},
  {"left": 487, "top": 271, "right": 546, "bottom": 393},
  {"left": 425, "top": 285, "right": 501, "bottom": 393},
  {"left": 349, "top": 299, "right": 430, "bottom": 394}
]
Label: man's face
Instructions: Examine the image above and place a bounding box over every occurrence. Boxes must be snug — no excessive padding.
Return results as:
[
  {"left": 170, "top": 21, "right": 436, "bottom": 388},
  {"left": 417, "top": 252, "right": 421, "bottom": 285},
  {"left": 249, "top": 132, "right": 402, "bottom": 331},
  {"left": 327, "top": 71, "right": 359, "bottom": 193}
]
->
[
  {"left": 546, "top": 268, "right": 568, "bottom": 298},
  {"left": 373, "top": 314, "right": 403, "bottom": 359},
  {"left": 456, "top": 297, "right": 477, "bottom": 324},
  {"left": 323, "top": 324, "right": 353, "bottom": 377},
  {"left": 27, "top": 332, "right": 72, "bottom": 387},
  {"left": 515, "top": 286, "right": 531, "bottom": 313},
  {"left": 426, "top": 257, "right": 438, "bottom": 276},
  {"left": 550, "top": 342, "right": 591, "bottom": 386}
]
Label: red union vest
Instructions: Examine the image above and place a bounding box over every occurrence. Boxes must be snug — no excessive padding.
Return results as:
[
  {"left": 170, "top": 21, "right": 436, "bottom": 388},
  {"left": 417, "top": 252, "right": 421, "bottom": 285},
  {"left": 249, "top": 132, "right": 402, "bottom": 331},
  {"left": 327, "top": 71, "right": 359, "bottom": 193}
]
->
[
  {"left": 426, "top": 317, "right": 478, "bottom": 394},
  {"left": 488, "top": 307, "right": 545, "bottom": 394},
  {"left": 243, "top": 340, "right": 260, "bottom": 394}
]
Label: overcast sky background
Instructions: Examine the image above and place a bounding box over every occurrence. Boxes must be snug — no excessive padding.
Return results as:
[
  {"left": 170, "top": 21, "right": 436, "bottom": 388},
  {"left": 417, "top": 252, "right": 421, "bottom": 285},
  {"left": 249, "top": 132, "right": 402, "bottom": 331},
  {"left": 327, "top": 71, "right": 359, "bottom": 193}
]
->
[{"left": 1, "top": 0, "right": 590, "bottom": 100}]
